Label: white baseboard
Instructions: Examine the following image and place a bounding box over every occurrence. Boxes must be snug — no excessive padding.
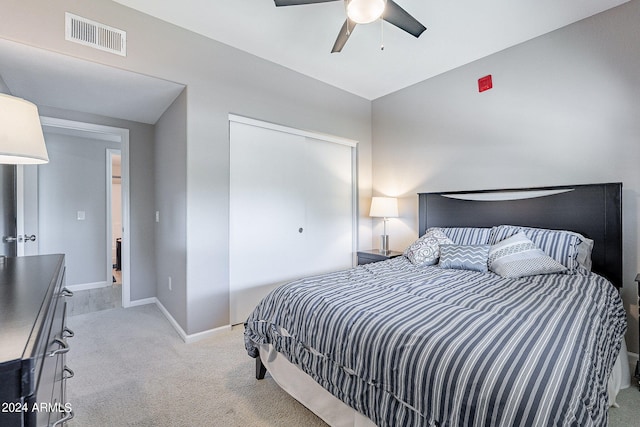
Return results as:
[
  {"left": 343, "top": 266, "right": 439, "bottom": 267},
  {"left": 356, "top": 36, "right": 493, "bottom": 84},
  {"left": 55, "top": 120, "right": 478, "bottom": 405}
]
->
[
  {"left": 628, "top": 351, "right": 639, "bottom": 363},
  {"left": 183, "top": 323, "right": 232, "bottom": 344},
  {"left": 152, "top": 298, "right": 231, "bottom": 344},
  {"left": 66, "top": 281, "right": 110, "bottom": 292},
  {"left": 128, "top": 297, "right": 156, "bottom": 307}
]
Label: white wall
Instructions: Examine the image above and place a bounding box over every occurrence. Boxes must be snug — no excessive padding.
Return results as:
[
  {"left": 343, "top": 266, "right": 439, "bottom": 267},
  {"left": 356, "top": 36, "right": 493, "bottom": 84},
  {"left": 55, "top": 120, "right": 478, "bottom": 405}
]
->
[{"left": 372, "top": 1, "right": 640, "bottom": 353}]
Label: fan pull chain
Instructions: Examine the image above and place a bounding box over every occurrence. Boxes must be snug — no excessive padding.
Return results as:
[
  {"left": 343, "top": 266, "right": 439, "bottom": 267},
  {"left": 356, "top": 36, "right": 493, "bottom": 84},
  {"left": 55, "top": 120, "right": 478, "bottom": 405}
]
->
[{"left": 380, "top": 19, "right": 384, "bottom": 51}]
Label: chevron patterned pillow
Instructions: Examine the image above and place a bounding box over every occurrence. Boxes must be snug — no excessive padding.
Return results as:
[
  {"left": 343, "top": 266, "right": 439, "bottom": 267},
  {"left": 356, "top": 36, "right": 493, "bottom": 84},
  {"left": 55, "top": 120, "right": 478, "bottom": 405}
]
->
[{"left": 438, "top": 244, "right": 489, "bottom": 272}]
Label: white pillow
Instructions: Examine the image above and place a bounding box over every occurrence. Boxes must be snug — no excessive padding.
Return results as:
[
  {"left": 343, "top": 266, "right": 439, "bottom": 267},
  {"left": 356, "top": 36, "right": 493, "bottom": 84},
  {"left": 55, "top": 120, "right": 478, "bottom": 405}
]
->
[
  {"left": 488, "top": 232, "right": 567, "bottom": 278},
  {"left": 404, "top": 229, "right": 453, "bottom": 266},
  {"left": 489, "top": 225, "right": 581, "bottom": 274}
]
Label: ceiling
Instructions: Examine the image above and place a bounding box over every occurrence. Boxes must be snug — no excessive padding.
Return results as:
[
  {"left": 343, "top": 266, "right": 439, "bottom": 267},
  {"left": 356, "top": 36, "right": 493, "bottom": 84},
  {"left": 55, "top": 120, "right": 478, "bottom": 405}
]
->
[
  {"left": 112, "top": 0, "right": 629, "bottom": 100},
  {"left": 0, "top": 0, "right": 629, "bottom": 123},
  {"left": 0, "top": 39, "right": 184, "bottom": 125}
]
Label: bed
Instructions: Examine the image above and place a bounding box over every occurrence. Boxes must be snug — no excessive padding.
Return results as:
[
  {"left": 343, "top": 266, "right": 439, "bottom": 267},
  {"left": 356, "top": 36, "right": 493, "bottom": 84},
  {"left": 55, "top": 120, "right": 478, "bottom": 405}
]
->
[{"left": 244, "top": 183, "right": 628, "bottom": 426}]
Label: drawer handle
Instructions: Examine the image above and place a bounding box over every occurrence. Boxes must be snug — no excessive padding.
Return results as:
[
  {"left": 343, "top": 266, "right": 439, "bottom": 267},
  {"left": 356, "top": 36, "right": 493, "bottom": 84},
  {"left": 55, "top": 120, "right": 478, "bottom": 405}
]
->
[
  {"left": 61, "top": 288, "right": 73, "bottom": 297},
  {"left": 63, "top": 365, "right": 75, "bottom": 380},
  {"left": 62, "top": 327, "right": 75, "bottom": 338},
  {"left": 51, "top": 408, "right": 74, "bottom": 426},
  {"left": 48, "top": 337, "right": 70, "bottom": 357}
]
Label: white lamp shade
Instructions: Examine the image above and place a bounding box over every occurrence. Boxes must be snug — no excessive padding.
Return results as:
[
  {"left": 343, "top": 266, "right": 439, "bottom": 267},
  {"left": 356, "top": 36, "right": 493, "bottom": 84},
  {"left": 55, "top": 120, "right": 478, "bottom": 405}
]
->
[
  {"left": 0, "top": 94, "right": 49, "bottom": 164},
  {"left": 369, "top": 196, "right": 398, "bottom": 218},
  {"left": 347, "top": 0, "right": 386, "bottom": 24}
]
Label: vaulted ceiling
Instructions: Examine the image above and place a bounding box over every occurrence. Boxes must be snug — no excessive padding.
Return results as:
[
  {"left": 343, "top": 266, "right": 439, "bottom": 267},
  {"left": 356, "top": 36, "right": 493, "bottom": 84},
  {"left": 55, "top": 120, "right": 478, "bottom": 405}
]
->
[{"left": 112, "top": 0, "right": 629, "bottom": 99}]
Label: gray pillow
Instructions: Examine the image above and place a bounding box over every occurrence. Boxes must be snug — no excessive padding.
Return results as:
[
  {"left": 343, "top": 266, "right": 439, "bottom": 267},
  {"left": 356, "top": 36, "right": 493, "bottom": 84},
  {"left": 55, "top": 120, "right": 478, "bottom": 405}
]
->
[
  {"left": 438, "top": 244, "right": 489, "bottom": 273},
  {"left": 488, "top": 232, "right": 567, "bottom": 278}
]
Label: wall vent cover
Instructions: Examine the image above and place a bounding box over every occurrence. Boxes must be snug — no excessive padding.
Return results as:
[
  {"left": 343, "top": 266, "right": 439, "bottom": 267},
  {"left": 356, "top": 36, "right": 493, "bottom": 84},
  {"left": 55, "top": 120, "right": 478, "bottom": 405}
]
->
[{"left": 65, "top": 13, "right": 127, "bottom": 56}]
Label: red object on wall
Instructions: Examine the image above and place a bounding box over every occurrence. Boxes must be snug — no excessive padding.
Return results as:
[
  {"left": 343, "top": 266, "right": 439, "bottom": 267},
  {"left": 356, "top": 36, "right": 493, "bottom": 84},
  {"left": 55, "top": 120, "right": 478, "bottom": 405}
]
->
[{"left": 478, "top": 75, "right": 493, "bottom": 92}]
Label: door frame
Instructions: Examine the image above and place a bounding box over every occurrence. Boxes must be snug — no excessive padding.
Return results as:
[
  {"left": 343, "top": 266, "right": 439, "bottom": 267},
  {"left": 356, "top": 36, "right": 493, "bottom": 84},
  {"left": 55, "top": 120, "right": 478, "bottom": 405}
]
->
[{"left": 39, "top": 117, "right": 132, "bottom": 308}]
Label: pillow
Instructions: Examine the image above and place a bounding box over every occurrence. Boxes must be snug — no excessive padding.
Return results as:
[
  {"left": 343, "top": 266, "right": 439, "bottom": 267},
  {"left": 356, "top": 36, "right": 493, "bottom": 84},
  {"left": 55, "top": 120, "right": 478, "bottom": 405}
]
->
[
  {"left": 404, "top": 229, "right": 453, "bottom": 266},
  {"left": 489, "top": 225, "right": 581, "bottom": 274},
  {"left": 488, "top": 232, "right": 567, "bottom": 278},
  {"left": 432, "top": 227, "right": 493, "bottom": 245},
  {"left": 573, "top": 233, "right": 594, "bottom": 272},
  {"left": 438, "top": 244, "right": 489, "bottom": 273}
]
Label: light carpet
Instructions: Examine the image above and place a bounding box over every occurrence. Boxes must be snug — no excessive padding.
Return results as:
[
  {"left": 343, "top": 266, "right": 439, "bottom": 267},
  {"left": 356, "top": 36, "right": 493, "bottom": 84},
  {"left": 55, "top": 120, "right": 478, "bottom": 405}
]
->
[{"left": 66, "top": 304, "right": 639, "bottom": 426}]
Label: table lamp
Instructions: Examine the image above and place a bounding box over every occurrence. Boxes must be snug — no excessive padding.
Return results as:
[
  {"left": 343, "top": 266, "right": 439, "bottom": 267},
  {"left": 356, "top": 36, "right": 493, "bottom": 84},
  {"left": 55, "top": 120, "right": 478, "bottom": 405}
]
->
[
  {"left": 369, "top": 196, "right": 398, "bottom": 254},
  {"left": 0, "top": 93, "right": 49, "bottom": 164}
]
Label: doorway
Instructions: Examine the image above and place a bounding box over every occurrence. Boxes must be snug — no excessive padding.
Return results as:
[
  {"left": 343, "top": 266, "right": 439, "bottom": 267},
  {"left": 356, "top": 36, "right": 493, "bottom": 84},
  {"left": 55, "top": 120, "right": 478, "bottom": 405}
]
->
[
  {"left": 36, "top": 117, "right": 131, "bottom": 308},
  {"left": 108, "top": 150, "right": 122, "bottom": 286}
]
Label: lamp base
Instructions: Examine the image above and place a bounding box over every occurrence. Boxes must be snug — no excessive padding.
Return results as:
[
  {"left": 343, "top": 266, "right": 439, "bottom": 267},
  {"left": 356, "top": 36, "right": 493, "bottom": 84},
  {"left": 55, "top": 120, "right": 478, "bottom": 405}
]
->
[{"left": 379, "top": 235, "right": 389, "bottom": 255}]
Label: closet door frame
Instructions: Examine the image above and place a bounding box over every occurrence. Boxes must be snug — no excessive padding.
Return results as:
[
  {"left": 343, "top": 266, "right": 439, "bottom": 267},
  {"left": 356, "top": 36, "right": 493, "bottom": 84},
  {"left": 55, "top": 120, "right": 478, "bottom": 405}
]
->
[{"left": 228, "top": 114, "right": 359, "bottom": 323}]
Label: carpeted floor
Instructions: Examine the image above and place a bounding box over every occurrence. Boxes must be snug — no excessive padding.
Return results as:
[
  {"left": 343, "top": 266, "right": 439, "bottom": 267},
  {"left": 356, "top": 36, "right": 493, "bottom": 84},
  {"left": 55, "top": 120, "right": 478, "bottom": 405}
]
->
[
  {"left": 67, "top": 304, "right": 326, "bottom": 426},
  {"left": 66, "top": 304, "right": 639, "bottom": 426}
]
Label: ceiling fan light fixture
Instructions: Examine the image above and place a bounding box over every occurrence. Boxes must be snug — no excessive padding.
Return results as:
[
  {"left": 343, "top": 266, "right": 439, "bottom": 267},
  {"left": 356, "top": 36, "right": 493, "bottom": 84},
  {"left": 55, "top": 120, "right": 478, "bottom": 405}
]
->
[{"left": 346, "top": 0, "right": 386, "bottom": 24}]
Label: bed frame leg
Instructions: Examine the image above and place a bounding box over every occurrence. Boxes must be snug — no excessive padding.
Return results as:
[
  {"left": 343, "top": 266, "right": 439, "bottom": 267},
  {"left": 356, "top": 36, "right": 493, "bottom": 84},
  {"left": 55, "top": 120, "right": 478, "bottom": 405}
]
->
[{"left": 256, "top": 355, "right": 267, "bottom": 380}]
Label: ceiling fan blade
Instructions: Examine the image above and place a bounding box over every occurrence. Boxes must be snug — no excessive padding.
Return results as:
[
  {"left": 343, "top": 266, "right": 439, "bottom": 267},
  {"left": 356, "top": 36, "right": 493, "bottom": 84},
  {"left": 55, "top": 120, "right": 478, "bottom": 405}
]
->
[
  {"left": 382, "top": 0, "right": 426, "bottom": 38},
  {"left": 274, "top": 0, "right": 339, "bottom": 6},
  {"left": 331, "top": 19, "right": 357, "bottom": 53}
]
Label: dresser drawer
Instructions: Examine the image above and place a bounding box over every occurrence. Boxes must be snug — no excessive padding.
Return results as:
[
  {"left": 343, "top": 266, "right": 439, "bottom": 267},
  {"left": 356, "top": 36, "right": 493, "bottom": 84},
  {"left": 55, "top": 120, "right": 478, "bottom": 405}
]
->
[{"left": 36, "top": 297, "right": 68, "bottom": 426}]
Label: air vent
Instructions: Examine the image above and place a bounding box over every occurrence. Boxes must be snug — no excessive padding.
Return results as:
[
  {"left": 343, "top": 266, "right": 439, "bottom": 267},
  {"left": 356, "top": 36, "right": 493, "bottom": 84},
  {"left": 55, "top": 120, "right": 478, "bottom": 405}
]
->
[{"left": 65, "top": 13, "right": 127, "bottom": 56}]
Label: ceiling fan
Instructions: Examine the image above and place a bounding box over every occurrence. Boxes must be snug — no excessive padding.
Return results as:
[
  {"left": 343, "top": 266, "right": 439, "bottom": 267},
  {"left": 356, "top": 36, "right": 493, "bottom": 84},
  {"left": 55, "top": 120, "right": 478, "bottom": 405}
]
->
[{"left": 273, "top": 0, "right": 426, "bottom": 53}]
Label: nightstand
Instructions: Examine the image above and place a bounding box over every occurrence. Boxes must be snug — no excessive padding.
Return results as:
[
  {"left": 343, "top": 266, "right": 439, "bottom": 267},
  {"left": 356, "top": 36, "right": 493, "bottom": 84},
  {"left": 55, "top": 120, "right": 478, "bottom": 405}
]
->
[{"left": 357, "top": 249, "right": 403, "bottom": 265}]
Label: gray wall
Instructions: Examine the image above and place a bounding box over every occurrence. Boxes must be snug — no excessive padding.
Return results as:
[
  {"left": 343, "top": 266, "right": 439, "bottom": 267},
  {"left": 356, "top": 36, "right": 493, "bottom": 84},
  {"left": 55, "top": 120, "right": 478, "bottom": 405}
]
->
[
  {"left": 1, "top": 0, "right": 373, "bottom": 334},
  {"left": 39, "top": 132, "right": 120, "bottom": 286},
  {"left": 38, "top": 106, "right": 157, "bottom": 301},
  {"left": 372, "top": 1, "right": 640, "bottom": 353},
  {"left": 155, "top": 90, "right": 187, "bottom": 328}
]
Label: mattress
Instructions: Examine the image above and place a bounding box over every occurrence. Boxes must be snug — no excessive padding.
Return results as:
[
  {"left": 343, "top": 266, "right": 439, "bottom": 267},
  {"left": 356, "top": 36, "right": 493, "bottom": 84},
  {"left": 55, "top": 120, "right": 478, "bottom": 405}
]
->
[{"left": 245, "top": 257, "right": 627, "bottom": 426}]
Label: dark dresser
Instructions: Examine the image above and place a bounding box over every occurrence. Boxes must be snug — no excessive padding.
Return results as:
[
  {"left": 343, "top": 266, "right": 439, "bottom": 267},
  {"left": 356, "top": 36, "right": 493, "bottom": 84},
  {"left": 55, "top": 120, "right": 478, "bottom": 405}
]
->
[{"left": 0, "top": 255, "right": 74, "bottom": 426}]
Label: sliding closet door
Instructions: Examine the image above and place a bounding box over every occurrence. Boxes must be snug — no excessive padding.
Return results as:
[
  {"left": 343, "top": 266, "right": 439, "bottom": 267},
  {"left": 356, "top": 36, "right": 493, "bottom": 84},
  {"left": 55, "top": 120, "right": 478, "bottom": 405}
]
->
[
  {"left": 304, "top": 137, "right": 353, "bottom": 274},
  {"left": 229, "top": 119, "right": 355, "bottom": 325}
]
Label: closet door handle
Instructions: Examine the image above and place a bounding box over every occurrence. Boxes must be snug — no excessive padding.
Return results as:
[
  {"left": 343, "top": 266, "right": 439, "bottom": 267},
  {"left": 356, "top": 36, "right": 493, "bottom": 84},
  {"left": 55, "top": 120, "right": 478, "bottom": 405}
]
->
[
  {"left": 63, "top": 365, "right": 75, "bottom": 380},
  {"left": 48, "top": 337, "right": 70, "bottom": 357}
]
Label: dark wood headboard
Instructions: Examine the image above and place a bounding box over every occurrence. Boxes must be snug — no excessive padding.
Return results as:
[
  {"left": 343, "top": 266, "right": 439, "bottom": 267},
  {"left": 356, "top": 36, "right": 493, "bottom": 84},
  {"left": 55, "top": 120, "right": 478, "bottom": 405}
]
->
[{"left": 418, "top": 183, "right": 622, "bottom": 288}]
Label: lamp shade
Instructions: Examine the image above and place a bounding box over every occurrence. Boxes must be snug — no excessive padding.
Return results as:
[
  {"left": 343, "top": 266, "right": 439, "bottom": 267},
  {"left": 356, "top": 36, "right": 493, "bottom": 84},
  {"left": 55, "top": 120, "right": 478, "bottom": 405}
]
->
[
  {"left": 347, "top": 0, "right": 386, "bottom": 24},
  {"left": 0, "top": 94, "right": 49, "bottom": 164},
  {"left": 369, "top": 196, "right": 398, "bottom": 218}
]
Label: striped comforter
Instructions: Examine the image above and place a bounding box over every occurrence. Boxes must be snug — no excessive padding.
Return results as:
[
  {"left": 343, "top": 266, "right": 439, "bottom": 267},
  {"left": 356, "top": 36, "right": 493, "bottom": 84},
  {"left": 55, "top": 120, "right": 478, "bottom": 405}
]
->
[{"left": 244, "top": 257, "right": 626, "bottom": 426}]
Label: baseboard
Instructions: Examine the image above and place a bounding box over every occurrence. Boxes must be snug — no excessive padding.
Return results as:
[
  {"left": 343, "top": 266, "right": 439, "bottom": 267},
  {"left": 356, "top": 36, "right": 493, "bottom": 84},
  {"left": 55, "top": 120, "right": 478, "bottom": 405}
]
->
[
  {"left": 183, "top": 324, "right": 232, "bottom": 344},
  {"left": 629, "top": 351, "right": 639, "bottom": 363},
  {"left": 128, "top": 297, "right": 157, "bottom": 307},
  {"left": 66, "top": 281, "right": 110, "bottom": 292},
  {"left": 153, "top": 298, "right": 231, "bottom": 344}
]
